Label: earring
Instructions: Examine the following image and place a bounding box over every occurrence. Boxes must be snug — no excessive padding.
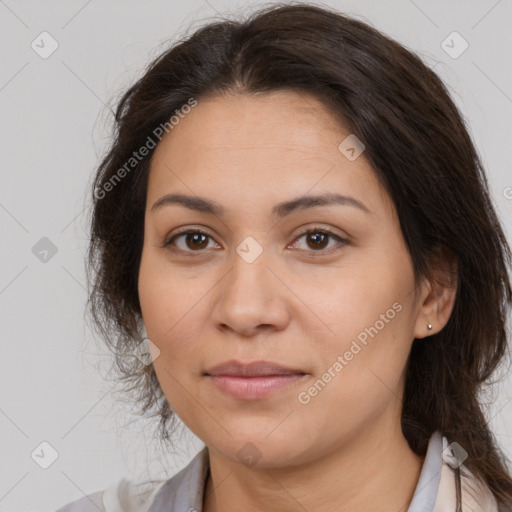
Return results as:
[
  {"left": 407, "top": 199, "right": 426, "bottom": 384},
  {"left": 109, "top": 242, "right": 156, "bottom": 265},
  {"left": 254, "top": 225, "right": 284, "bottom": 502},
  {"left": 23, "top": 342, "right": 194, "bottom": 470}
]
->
[{"left": 427, "top": 323, "right": 433, "bottom": 332}]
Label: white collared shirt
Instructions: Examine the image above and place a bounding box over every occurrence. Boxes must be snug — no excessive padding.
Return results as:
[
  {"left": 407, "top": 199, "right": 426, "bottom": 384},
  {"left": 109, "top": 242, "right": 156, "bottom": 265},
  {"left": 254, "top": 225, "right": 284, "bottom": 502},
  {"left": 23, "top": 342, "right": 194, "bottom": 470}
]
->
[{"left": 56, "top": 431, "right": 499, "bottom": 511}]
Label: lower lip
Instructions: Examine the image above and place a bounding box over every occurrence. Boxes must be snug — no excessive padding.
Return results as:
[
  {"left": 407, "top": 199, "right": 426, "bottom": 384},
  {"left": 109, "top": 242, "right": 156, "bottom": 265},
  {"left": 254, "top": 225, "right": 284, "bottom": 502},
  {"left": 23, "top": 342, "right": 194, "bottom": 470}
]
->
[{"left": 207, "top": 374, "right": 306, "bottom": 400}]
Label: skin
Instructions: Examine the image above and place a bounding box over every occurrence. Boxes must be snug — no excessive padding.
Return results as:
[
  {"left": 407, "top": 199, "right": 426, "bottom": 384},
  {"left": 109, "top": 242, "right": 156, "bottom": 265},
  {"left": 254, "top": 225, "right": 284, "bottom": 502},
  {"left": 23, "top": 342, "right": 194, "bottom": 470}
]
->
[{"left": 138, "top": 90, "right": 457, "bottom": 512}]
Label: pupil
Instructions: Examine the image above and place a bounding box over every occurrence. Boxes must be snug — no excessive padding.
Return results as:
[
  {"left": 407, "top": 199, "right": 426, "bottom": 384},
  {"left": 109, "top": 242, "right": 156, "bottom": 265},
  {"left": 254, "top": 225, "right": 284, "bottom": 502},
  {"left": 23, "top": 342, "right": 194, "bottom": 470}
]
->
[
  {"left": 309, "top": 232, "right": 328, "bottom": 249},
  {"left": 188, "top": 232, "right": 208, "bottom": 250}
]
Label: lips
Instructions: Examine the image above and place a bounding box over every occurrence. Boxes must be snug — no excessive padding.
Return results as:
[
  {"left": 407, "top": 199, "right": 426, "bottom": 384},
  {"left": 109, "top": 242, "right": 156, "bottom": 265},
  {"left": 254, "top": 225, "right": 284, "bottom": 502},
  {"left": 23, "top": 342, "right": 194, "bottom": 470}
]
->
[
  {"left": 204, "top": 360, "right": 307, "bottom": 400},
  {"left": 204, "top": 359, "right": 306, "bottom": 377}
]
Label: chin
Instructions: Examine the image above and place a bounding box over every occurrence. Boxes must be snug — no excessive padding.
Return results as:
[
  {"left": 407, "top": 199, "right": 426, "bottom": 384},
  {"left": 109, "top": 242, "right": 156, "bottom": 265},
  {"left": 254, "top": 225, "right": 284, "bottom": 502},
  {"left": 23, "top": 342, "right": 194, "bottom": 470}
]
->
[{"left": 207, "top": 433, "right": 312, "bottom": 469}]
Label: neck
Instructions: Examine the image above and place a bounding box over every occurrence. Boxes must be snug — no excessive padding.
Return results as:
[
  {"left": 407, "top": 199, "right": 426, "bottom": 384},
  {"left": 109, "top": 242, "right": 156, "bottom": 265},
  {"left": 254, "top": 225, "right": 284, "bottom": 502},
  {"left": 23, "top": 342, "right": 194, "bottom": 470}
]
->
[{"left": 202, "top": 419, "right": 424, "bottom": 512}]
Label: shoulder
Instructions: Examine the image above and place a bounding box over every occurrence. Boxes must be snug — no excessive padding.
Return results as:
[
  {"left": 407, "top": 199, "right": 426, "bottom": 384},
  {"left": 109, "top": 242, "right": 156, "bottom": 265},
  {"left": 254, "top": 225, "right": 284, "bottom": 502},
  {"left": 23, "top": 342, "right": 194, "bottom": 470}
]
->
[
  {"left": 434, "top": 436, "right": 499, "bottom": 512},
  {"left": 54, "top": 447, "right": 209, "bottom": 512},
  {"left": 55, "top": 490, "right": 105, "bottom": 512},
  {"left": 55, "top": 477, "right": 167, "bottom": 512},
  {"left": 459, "top": 465, "right": 499, "bottom": 512}
]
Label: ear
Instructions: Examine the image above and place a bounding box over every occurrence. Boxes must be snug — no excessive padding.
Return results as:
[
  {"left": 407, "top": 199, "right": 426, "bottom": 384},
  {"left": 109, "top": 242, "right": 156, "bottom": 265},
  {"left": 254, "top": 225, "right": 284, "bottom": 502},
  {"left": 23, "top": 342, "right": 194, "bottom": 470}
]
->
[{"left": 413, "top": 245, "right": 458, "bottom": 339}]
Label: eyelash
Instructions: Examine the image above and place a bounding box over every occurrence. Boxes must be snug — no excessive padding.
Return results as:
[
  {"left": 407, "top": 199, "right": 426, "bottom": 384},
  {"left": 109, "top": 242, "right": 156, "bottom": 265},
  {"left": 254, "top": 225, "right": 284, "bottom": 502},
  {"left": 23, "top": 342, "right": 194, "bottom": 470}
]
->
[{"left": 161, "top": 225, "right": 349, "bottom": 258}]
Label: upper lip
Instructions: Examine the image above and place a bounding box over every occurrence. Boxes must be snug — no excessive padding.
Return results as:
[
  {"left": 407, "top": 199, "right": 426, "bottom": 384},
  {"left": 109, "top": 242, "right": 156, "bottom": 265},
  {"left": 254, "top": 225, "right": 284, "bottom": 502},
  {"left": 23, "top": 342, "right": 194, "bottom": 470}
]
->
[{"left": 205, "top": 360, "right": 306, "bottom": 377}]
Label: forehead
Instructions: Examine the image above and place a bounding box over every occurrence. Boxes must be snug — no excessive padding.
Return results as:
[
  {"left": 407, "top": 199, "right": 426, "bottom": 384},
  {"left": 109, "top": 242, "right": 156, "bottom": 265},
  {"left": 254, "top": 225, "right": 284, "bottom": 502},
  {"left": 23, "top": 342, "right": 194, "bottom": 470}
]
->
[
  {"left": 147, "top": 91, "right": 392, "bottom": 218},
  {"left": 159, "top": 91, "right": 348, "bottom": 151}
]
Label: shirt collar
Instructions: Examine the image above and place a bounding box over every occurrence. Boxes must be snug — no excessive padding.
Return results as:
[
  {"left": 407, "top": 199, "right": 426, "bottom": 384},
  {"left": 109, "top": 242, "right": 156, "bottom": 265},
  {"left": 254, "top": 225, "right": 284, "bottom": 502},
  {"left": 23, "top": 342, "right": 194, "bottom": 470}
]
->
[
  {"left": 407, "top": 431, "right": 443, "bottom": 512},
  {"left": 149, "top": 446, "right": 209, "bottom": 512},
  {"left": 149, "top": 431, "right": 443, "bottom": 512}
]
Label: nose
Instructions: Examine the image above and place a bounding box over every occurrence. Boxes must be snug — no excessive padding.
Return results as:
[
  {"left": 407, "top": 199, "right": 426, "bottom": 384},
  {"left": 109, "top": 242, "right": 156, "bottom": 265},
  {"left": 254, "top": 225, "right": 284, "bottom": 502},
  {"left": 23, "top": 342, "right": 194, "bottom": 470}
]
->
[{"left": 210, "top": 240, "right": 291, "bottom": 337}]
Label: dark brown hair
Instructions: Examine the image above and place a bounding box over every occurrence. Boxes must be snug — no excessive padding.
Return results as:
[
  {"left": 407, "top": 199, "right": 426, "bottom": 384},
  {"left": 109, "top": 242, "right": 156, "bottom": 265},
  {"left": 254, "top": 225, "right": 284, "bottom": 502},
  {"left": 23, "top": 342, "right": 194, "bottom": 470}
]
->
[{"left": 86, "top": 2, "right": 512, "bottom": 507}]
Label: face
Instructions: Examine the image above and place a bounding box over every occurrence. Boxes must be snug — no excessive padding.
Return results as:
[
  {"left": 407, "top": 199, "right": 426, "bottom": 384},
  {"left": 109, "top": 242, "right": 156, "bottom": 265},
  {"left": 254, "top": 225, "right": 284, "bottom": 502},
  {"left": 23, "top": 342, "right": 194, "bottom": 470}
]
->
[{"left": 138, "top": 90, "right": 429, "bottom": 468}]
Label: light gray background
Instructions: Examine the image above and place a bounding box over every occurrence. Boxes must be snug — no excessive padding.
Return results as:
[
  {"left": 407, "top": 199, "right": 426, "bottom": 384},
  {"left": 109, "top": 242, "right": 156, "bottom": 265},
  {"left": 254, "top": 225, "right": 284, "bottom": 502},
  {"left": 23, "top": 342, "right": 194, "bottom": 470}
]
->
[{"left": 1, "top": 0, "right": 511, "bottom": 510}]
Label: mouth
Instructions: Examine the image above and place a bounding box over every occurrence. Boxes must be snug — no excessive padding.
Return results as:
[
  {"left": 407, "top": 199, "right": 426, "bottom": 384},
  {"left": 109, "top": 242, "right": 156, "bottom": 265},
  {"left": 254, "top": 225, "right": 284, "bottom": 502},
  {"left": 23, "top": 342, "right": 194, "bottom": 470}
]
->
[{"left": 204, "top": 360, "right": 308, "bottom": 400}]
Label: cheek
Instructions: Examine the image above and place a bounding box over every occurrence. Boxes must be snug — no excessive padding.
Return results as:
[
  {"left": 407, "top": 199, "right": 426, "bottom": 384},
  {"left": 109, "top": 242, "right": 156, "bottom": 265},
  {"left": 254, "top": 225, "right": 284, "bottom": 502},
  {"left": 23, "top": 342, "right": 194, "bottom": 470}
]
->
[
  {"left": 138, "top": 248, "right": 197, "bottom": 340},
  {"left": 290, "top": 257, "right": 407, "bottom": 344},
  {"left": 138, "top": 248, "right": 209, "bottom": 377},
  {"left": 295, "top": 313, "right": 412, "bottom": 445},
  {"left": 294, "top": 257, "right": 414, "bottom": 410},
  {"left": 139, "top": 266, "right": 204, "bottom": 419}
]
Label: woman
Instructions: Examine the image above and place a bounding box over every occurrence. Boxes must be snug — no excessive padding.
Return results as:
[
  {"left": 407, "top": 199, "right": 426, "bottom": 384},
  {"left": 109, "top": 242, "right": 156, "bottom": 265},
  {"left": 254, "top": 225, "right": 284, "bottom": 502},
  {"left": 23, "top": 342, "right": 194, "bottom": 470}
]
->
[{"left": 57, "top": 3, "right": 512, "bottom": 511}]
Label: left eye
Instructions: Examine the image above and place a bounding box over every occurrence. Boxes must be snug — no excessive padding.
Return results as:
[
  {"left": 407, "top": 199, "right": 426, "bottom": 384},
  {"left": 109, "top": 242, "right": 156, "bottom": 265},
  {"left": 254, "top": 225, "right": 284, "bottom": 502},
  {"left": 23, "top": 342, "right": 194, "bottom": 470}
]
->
[
  {"left": 163, "top": 227, "right": 348, "bottom": 256},
  {"left": 291, "top": 228, "right": 347, "bottom": 253}
]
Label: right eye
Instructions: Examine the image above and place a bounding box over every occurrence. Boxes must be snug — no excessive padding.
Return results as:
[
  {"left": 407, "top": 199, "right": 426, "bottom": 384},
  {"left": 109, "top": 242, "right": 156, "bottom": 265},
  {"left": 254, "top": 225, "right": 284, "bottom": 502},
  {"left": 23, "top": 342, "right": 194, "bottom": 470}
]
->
[{"left": 163, "top": 229, "right": 220, "bottom": 256}]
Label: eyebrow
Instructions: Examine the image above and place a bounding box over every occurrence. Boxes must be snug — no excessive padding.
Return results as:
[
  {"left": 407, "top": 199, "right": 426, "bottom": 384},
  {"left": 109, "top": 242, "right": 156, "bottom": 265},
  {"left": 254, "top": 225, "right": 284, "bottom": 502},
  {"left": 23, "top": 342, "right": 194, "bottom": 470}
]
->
[{"left": 150, "top": 192, "right": 371, "bottom": 218}]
